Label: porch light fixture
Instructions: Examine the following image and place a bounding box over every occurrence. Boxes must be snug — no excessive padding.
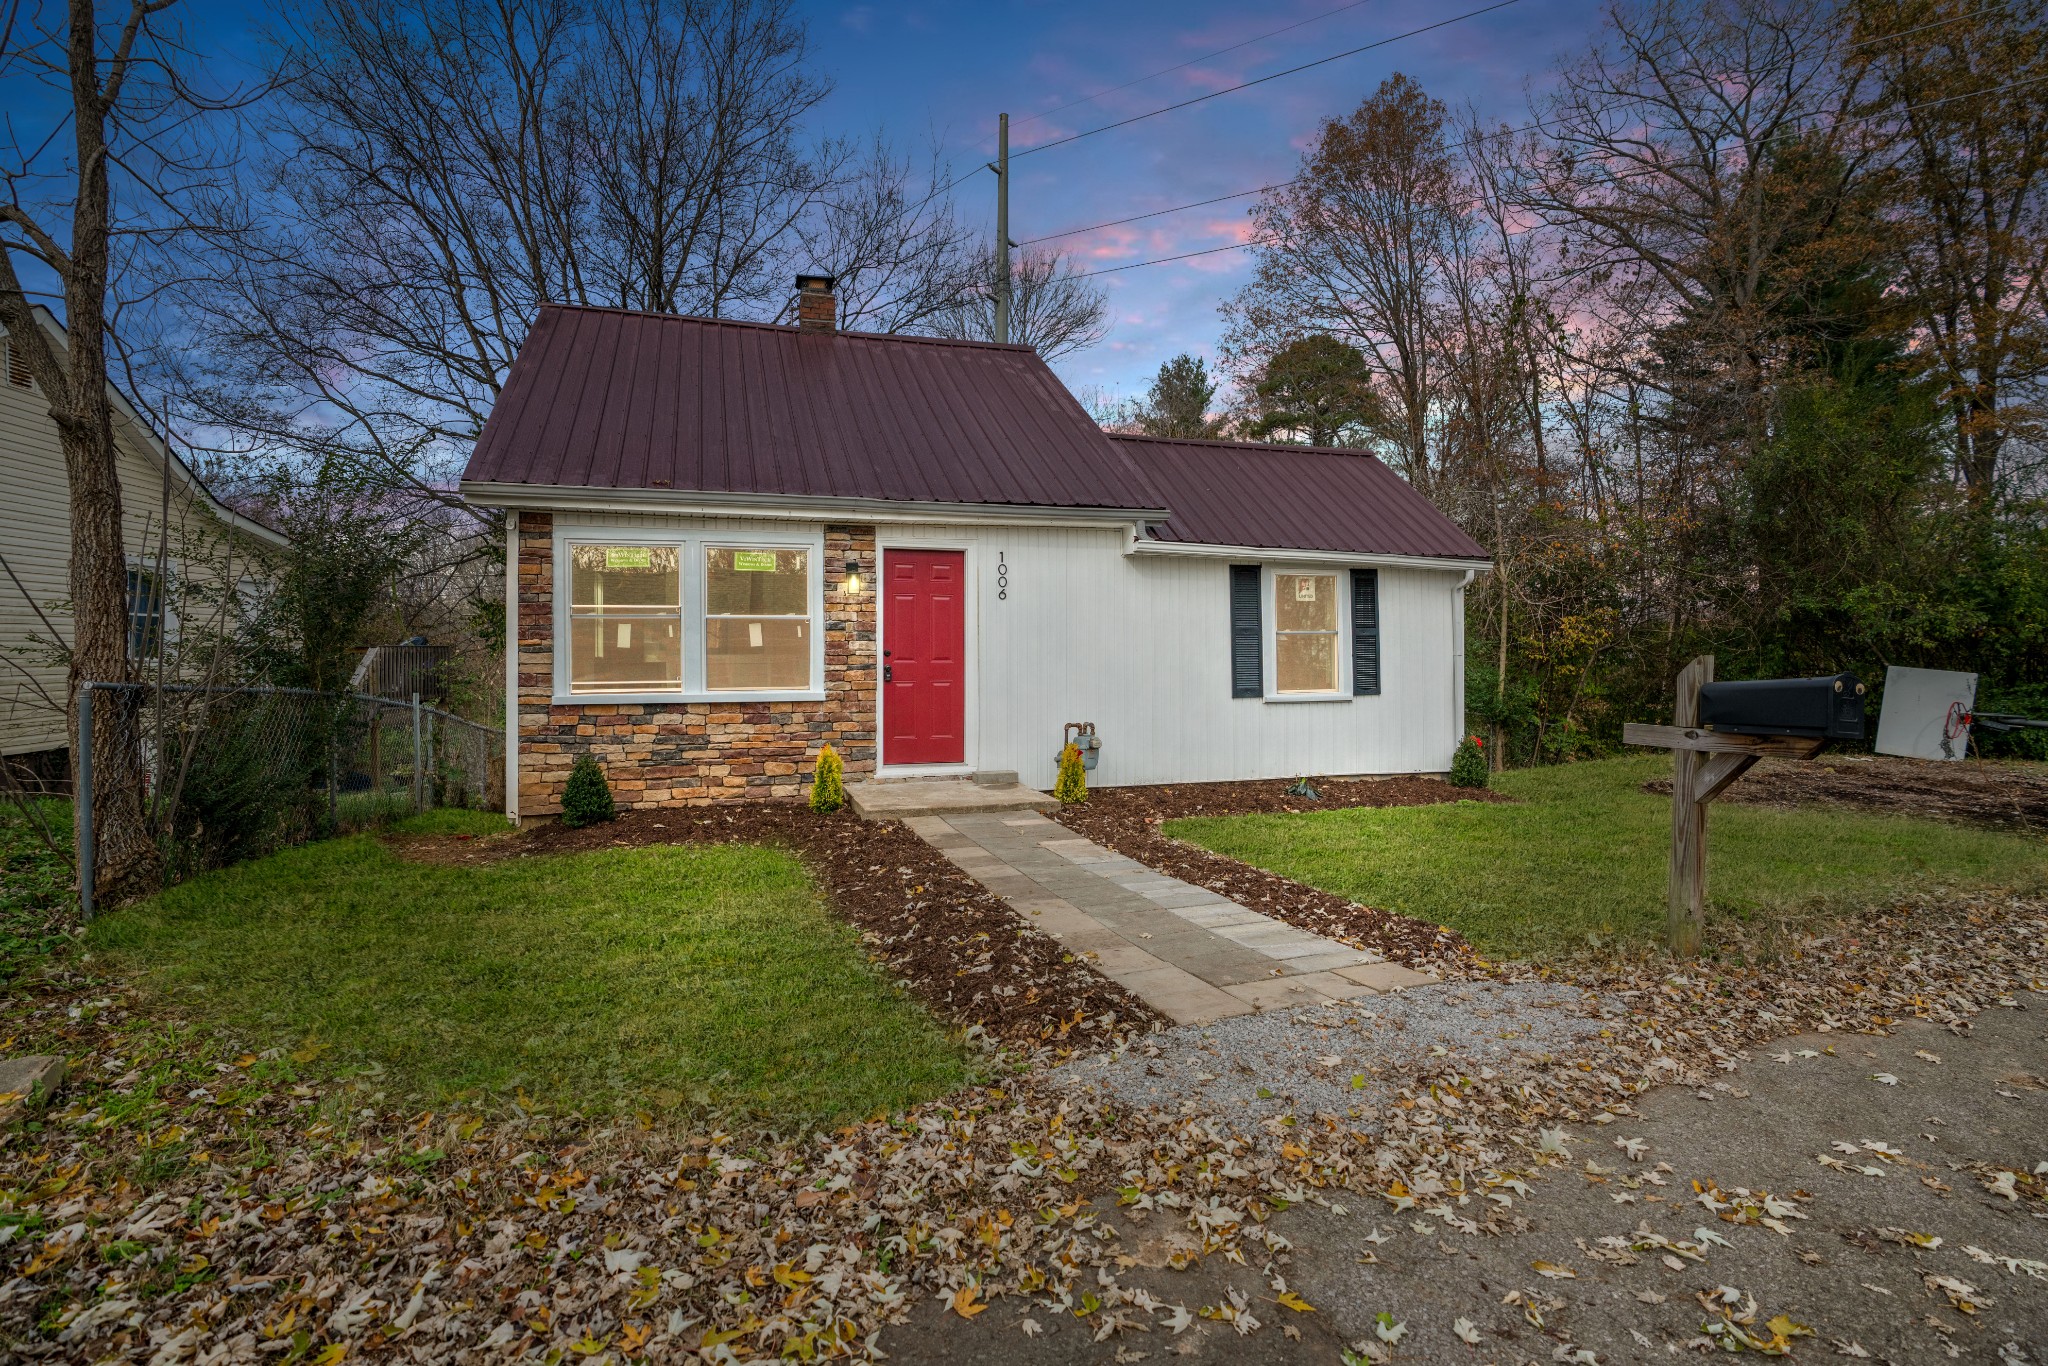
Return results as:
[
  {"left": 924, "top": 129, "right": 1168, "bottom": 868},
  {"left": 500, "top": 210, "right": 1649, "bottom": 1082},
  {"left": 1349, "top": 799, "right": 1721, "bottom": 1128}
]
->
[{"left": 843, "top": 557, "right": 862, "bottom": 593}]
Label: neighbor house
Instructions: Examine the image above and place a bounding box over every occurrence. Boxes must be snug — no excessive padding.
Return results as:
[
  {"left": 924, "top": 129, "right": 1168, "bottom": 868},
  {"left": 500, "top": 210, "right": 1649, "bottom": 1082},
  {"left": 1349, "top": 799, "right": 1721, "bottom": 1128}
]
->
[
  {"left": 459, "top": 278, "right": 1490, "bottom": 820},
  {"left": 0, "top": 307, "right": 288, "bottom": 779}
]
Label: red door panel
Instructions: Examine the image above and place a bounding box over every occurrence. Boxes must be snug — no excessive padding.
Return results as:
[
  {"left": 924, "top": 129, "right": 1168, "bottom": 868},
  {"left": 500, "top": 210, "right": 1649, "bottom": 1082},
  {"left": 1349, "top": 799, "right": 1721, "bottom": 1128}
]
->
[{"left": 883, "top": 550, "right": 965, "bottom": 765}]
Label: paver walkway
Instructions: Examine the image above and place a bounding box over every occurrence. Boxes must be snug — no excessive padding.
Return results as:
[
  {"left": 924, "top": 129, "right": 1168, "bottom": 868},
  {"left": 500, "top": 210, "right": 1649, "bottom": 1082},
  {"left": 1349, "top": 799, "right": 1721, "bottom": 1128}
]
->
[{"left": 905, "top": 810, "right": 1433, "bottom": 1025}]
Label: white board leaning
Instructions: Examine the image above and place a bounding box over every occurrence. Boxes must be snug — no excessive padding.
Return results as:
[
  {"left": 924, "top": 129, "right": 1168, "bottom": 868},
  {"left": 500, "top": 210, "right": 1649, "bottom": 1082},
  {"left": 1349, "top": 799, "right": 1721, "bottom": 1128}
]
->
[{"left": 1875, "top": 666, "right": 1978, "bottom": 761}]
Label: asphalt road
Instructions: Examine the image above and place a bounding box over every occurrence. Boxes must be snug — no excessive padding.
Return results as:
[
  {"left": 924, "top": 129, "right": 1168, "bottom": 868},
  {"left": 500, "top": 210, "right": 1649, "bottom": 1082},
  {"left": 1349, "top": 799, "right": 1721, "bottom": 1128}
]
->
[{"left": 882, "top": 1005, "right": 2048, "bottom": 1364}]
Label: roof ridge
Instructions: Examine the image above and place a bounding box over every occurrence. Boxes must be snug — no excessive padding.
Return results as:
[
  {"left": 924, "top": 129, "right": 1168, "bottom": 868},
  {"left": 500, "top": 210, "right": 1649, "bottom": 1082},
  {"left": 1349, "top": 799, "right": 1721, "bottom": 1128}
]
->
[
  {"left": 1109, "top": 431, "right": 1384, "bottom": 459},
  {"left": 536, "top": 302, "right": 1038, "bottom": 353}
]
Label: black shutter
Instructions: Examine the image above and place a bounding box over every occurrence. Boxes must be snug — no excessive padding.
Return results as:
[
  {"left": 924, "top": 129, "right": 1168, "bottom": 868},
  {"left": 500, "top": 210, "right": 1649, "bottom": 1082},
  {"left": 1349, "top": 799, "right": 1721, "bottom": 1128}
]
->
[
  {"left": 1229, "top": 564, "right": 1262, "bottom": 698},
  {"left": 1351, "top": 567, "right": 1380, "bottom": 696}
]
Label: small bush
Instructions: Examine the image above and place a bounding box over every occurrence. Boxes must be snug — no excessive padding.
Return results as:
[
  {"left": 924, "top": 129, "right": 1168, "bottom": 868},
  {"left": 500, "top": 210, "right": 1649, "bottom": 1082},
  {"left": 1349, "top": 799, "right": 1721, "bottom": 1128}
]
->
[
  {"left": 1449, "top": 735, "right": 1489, "bottom": 789},
  {"left": 559, "top": 754, "right": 616, "bottom": 827},
  {"left": 810, "top": 744, "right": 846, "bottom": 814},
  {"left": 1054, "top": 743, "right": 1088, "bottom": 804}
]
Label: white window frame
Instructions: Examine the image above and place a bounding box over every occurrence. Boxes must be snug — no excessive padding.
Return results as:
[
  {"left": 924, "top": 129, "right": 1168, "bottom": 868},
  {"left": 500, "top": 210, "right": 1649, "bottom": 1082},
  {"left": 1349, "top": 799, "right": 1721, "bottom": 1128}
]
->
[
  {"left": 1262, "top": 562, "right": 1350, "bottom": 702},
  {"left": 125, "top": 557, "right": 181, "bottom": 661},
  {"left": 551, "top": 523, "right": 826, "bottom": 704}
]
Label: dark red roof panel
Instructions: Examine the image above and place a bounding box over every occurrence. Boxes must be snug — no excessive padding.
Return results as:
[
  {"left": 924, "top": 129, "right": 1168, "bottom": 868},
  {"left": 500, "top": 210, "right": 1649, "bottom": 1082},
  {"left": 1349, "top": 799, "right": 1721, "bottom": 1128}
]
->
[
  {"left": 1114, "top": 434, "right": 1490, "bottom": 562},
  {"left": 462, "top": 304, "right": 1166, "bottom": 511}
]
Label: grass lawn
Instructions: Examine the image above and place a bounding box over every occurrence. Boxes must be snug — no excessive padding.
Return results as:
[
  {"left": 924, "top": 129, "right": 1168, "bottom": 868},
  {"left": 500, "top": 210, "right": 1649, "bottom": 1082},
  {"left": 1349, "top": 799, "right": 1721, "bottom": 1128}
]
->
[
  {"left": 88, "top": 812, "right": 970, "bottom": 1124},
  {"left": 0, "top": 796, "right": 73, "bottom": 983},
  {"left": 1167, "top": 755, "right": 2048, "bottom": 959}
]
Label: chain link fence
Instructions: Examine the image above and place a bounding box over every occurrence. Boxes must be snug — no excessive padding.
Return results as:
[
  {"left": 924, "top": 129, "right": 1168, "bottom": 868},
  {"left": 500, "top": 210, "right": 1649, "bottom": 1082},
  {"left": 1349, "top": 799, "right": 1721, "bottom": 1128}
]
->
[{"left": 74, "top": 682, "right": 502, "bottom": 916}]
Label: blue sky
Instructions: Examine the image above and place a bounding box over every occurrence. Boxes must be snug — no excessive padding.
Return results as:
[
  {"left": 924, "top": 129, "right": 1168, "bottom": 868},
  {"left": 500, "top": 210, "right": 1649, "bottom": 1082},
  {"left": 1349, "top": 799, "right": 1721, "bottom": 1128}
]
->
[
  {"left": 17, "top": 0, "right": 1597, "bottom": 402},
  {"left": 800, "top": 0, "right": 1595, "bottom": 400}
]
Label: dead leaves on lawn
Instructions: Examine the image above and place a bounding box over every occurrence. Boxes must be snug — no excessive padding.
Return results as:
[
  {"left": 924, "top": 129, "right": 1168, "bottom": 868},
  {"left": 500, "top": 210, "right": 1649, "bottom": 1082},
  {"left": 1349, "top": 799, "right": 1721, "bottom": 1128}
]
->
[{"left": 0, "top": 887, "right": 2041, "bottom": 1362}]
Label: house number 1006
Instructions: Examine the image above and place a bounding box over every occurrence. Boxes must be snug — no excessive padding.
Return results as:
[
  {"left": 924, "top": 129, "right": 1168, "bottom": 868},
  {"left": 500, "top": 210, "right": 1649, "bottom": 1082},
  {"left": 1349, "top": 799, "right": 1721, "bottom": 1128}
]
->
[{"left": 997, "top": 552, "right": 1008, "bottom": 601}]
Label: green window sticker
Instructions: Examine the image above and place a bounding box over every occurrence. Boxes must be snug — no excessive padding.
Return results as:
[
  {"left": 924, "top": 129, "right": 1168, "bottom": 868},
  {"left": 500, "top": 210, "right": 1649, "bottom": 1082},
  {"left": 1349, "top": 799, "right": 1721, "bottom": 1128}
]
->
[
  {"left": 604, "top": 546, "right": 653, "bottom": 570},
  {"left": 732, "top": 550, "right": 779, "bottom": 572}
]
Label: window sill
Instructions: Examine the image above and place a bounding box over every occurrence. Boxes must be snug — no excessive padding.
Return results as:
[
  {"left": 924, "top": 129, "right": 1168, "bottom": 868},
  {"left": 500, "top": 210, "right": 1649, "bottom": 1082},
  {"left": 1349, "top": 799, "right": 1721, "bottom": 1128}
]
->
[
  {"left": 1263, "top": 693, "right": 1354, "bottom": 704},
  {"left": 551, "top": 690, "right": 827, "bottom": 707}
]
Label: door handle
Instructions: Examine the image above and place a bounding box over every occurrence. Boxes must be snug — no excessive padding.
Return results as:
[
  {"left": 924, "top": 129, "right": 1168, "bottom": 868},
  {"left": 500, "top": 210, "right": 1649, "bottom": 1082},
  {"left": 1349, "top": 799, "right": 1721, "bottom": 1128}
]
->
[{"left": 884, "top": 664, "right": 894, "bottom": 682}]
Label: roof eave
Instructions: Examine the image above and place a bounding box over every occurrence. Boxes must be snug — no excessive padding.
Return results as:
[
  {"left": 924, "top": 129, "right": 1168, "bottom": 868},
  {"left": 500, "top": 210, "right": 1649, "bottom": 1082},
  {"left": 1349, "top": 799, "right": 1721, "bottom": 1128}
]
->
[
  {"left": 458, "top": 479, "right": 1171, "bottom": 527},
  {"left": 27, "top": 306, "right": 291, "bottom": 550},
  {"left": 1128, "top": 537, "right": 1492, "bottom": 574}
]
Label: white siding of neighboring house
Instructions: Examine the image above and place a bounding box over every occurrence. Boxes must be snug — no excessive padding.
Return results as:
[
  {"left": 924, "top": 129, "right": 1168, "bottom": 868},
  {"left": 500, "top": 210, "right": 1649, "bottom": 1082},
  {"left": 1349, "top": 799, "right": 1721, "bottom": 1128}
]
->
[
  {"left": 538, "top": 509, "right": 1470, "bottom": 790},
  {"left": 0, "top": 352, "right": 274, "bottom": 757}
]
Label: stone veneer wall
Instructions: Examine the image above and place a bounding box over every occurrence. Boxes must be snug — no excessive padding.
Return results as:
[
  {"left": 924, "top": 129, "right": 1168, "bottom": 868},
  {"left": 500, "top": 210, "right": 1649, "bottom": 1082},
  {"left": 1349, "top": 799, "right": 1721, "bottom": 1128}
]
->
[{"left": 514, "top": 512, "right": 877, "bottom": 815}]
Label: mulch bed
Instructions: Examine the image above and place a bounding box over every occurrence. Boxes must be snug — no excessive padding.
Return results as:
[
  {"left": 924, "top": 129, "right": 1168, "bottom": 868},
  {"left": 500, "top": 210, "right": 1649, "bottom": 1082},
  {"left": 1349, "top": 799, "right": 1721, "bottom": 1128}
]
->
[
  {"left": 1643, "top": 753, "right": 2048, "bottom": 832},
  {"left": 388, "top": 803, "right": 1163, "bottom": 1049},
  {"left": 1053, "top": 776, "right": 1509, "bottom": 971}
]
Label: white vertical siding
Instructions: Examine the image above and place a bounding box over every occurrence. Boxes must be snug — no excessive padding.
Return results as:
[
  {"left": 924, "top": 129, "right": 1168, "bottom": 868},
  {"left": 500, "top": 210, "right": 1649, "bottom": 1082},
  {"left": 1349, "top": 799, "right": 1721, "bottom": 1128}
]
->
[{"left": 879, "top": 523, "right": 1466, "bottom": 789}]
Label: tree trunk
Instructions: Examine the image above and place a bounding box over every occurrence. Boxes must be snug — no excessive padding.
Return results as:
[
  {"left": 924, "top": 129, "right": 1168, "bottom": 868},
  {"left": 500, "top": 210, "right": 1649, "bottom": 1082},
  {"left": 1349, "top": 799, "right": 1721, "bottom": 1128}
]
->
[{"left": 56, "top": 0, "right": 157, "bottom": 905}]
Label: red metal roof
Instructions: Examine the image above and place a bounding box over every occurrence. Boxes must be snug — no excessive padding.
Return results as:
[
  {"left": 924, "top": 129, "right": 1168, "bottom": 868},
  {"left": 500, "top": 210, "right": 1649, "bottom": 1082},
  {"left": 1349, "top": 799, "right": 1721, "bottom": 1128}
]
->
[
  {"left": 461, "top": 303, "right": 1167, "bottom": 512},
  {"left": 1113, "top": 434, "right": 1490, "bottom": 563}
]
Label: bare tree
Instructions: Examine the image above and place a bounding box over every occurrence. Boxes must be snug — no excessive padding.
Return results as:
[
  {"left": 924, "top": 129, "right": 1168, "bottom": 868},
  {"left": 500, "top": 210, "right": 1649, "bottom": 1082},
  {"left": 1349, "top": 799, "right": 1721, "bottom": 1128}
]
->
[
  {"left": 0, "top": 0, "right": 253, "bottom": 904},
  {"left": 1222, "top": 74, "right": 1468, "bottom": 493},
  {"left": 791, "top": 137, "right": 978, "bottom": 335},
  {"left": 1851, "top": 0, "right": 2048, "bottom": 495},
  {"left": 189, "top": 0, "right": 982, "bottom": 512},
  {"left": 933, "top": 244, "right": 1110, "bottom": 360},
  {"left": 1507, "top": 0, "right": 1859, "bottom": 452}
]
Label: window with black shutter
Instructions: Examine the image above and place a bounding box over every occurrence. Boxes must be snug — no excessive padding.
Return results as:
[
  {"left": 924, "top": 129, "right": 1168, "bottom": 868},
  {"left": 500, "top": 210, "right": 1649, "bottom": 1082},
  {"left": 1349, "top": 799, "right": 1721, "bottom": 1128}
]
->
[
  {"left": 1351, "top": 567, "right": 1380, "bottom": 696},
  {"left": 1229, "top": 564, "right": 1262, "bottom": 697}
]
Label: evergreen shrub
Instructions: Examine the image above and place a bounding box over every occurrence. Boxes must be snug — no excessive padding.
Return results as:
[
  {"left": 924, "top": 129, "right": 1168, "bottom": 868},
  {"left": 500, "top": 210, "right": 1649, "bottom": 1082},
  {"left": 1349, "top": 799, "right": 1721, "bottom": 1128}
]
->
[
  {"left": 559, "top": 754, "right": 616, "bottom": 827},
  {"left": 1449, "top": 735, "right": 1489, "bottom": 790},
  {"left": 810, "top": 744, "right": 846, "bottom": 814}
]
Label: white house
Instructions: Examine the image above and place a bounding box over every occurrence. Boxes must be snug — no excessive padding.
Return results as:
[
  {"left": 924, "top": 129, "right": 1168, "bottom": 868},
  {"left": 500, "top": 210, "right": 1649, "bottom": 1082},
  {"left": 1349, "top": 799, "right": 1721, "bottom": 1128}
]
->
[
  {"left": 0, "top": 308, "right": 288, "bottom": 775},
  {"left": 457, "top": 278, "right": 1490, "bottom": 820}
]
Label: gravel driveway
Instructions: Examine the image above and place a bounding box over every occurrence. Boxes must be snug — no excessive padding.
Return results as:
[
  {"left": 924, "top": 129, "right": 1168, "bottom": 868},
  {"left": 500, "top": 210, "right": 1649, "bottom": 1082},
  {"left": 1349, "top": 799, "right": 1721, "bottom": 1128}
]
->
[{"left": 1055, "top": 981, "right": 1610, "bottom": 1139}]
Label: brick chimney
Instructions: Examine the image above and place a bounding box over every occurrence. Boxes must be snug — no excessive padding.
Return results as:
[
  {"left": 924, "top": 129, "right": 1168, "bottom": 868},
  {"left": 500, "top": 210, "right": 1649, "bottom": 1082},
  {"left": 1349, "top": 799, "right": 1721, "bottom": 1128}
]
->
[{"left": 796, "top": 273, "right": 836, "bottom": 333}]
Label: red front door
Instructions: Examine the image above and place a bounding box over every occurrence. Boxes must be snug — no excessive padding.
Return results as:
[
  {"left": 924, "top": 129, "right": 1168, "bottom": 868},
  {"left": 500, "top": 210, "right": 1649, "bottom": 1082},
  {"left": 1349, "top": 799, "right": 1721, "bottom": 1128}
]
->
[{"left": 883, "top": 550, "right": 965, "bottom": 765}]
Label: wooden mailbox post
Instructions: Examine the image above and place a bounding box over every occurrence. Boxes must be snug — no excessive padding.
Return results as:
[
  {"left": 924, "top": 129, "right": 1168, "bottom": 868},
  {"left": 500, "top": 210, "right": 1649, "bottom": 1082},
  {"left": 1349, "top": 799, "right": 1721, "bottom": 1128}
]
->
[{"left": 1623, "top": 655, "right": 1826, "bottom": 956}]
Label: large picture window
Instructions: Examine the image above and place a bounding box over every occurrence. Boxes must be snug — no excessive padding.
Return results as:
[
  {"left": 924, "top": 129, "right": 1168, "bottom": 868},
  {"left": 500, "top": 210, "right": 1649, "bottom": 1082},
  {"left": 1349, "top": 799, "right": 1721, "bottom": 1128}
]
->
[
  {"left": 704, "top": 546, "right": 810, "bottom": 690},
  {"left": 1273, "top": 572, "right": 1339, "bottom": 694},
  {"left": 567, "top": 544, "right": 681, "bottom": 693},
  {"left": 556, "top": 531, "right": 823, "bottom": 700}
]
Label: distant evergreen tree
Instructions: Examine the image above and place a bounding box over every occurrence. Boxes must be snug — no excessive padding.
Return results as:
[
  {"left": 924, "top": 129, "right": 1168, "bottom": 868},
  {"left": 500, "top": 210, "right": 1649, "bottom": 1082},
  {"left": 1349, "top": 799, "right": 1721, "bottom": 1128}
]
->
[
  {"left": 1136, "top": 354, "right": 1222, "bottom": 438},
  {"left": 1247, "top": 335, "right": 1384, "bottom": 447}
]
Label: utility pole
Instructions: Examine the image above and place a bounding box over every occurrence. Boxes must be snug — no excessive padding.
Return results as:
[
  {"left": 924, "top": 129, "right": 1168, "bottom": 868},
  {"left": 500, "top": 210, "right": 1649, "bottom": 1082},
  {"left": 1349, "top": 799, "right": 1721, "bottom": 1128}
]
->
[{"left": 994, "top": 112, "right": 1011, "bottom": 345}]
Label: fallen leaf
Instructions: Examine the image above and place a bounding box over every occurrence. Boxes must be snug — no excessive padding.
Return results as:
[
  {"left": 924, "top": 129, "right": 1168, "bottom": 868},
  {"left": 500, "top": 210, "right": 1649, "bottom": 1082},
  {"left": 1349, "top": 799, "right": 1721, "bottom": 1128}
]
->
[
  {"left": 1531, "top": 1260, "right": 1578, "bottom": 1279},
  {"left": 1452, "top": 1316, "right": 1481, "bottom": 1344}
]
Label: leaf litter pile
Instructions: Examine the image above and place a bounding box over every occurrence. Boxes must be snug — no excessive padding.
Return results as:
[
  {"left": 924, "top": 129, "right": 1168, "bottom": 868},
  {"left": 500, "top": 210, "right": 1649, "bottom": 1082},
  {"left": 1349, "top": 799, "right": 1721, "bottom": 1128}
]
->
[
  {"left": 1642, "top": 753, "right": 2048, "bottom": 833},
  {"left": 1052, "top": 776, "right": 1498, "bottom": 969},
  {"left": 2, "top": 805, "right": 2045, "bottom": 1361}
]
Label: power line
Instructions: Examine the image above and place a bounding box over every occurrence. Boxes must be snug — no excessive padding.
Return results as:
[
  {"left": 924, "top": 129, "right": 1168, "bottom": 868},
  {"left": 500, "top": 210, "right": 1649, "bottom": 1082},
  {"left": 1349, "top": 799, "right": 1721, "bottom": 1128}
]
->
[
  {"left": 1061, "top": 70, "right": 2048, "bottom": 282},
  {"left": 1012, "top": 0, "right": 1526, "bottom": 161},
  {"left": 1021, "top": 5, "right": 2010, "bottom": 249},
  {"left": 1019, "top": 183, "right": 1291, "bottom": 247},
  {"left": 1010, "top": 0, "right": 1387, "bottom": 132},
  {"left": 1070, "top": 242, "right": 1254, "bottom": 279}
]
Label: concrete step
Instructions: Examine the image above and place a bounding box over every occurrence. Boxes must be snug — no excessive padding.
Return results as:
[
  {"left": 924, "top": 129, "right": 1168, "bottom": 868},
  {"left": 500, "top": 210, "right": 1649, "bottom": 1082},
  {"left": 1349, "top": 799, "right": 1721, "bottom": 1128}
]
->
[
  {"left": 0, "top": 1055, "right": 66, "bottom": 1126},
  {"left": 847, "top": 778, "right": 1056, "bottom": 821}
]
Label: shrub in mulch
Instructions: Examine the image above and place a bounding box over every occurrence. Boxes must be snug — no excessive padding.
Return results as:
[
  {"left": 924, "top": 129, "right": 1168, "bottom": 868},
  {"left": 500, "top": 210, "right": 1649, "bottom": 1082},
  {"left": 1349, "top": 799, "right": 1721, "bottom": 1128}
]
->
[
  {"left": 1055, "top": 776, "right": 1509, "bottom": 971},
  {"left": 557, "top": 753, "right": 616, "bottom": 827},
  {"left": 402, "top": 804, "right": 1162, "bottom": 1049}
]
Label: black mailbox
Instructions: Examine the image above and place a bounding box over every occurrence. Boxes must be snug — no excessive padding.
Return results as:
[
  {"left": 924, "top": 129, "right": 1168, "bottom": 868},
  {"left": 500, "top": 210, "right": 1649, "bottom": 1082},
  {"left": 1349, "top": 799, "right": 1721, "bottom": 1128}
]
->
[{"left": 1698, "top": 673, "right": 1866, "bottom": 741}]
